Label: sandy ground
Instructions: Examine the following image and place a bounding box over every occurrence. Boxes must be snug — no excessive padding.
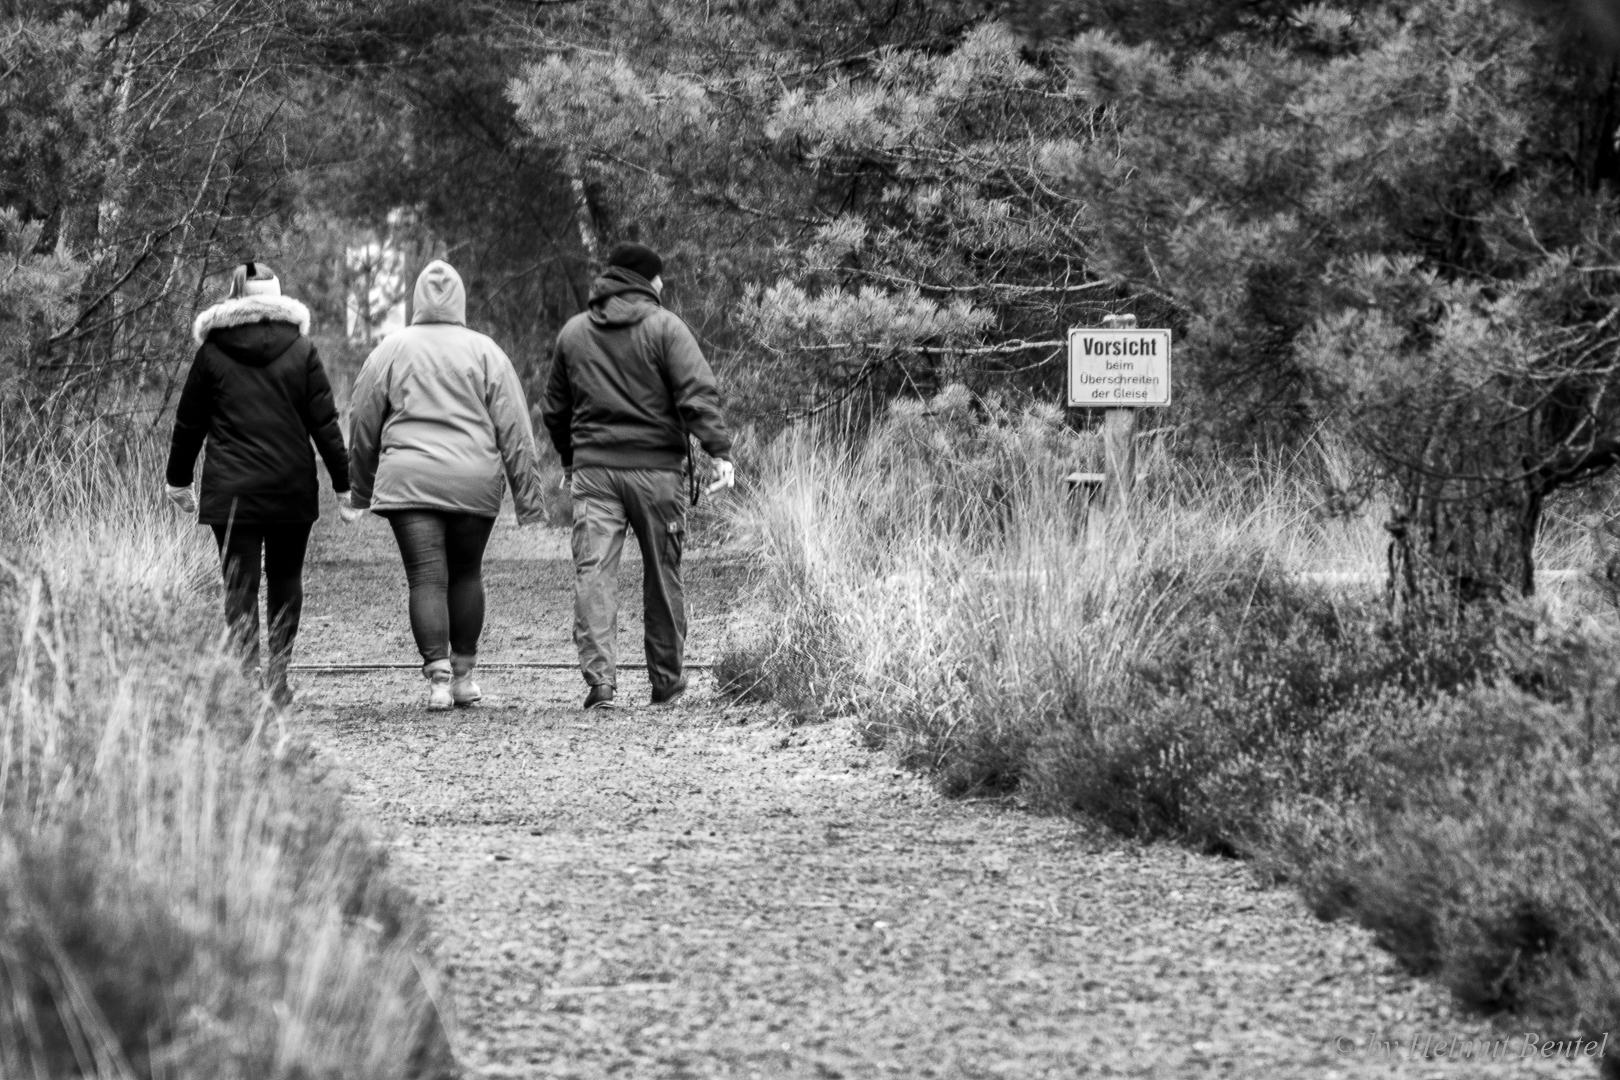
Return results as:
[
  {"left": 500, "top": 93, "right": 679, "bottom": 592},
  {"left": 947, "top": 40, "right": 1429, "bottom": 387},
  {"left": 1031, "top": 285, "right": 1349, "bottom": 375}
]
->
[{"left": 291, "top": 511, "right": 1593, "bottom": 1079}]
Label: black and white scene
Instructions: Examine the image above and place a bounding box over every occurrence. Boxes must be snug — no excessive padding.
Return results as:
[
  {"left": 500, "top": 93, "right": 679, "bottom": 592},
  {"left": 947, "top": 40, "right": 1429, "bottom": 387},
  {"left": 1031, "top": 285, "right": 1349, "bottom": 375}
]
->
[{"left": 7, "top": 0, "right": 1620, "bottom": 1076}]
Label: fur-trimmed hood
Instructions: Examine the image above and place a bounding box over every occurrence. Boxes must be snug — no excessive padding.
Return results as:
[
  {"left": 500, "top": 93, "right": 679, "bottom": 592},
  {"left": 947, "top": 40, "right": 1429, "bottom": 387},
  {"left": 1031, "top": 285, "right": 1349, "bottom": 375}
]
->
[{"left": 192, "top": 294, "right": 310, "bottom": 345}]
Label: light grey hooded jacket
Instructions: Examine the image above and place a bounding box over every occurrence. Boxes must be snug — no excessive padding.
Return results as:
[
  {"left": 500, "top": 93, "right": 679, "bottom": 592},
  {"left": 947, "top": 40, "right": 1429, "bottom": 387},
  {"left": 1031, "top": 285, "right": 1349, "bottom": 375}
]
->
[{"left": 348, "top": 261, "right": 545, "bottom": 523}]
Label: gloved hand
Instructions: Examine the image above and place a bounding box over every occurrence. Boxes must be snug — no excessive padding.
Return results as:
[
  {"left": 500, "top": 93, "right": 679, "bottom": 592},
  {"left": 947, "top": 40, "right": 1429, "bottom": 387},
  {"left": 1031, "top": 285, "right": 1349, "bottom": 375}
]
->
[
  {"left": 336, "top": 491, "right": 365, "bottom": 524},
  {"left": 706, "top": 459, "right": 736, "bottom": 495},
  {"left": 164, "top": 484, "right": 197, "bottom": 516}
]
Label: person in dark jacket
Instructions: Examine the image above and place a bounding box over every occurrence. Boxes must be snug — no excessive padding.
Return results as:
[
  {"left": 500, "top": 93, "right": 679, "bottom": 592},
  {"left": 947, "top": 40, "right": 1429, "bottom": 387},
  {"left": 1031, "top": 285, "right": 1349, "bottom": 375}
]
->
[
  {"left": 541, "top": 242, "right": 736, "bottom": 710},
  {"left": 165, "top": 261, "right": 351, "bottom": 709}
]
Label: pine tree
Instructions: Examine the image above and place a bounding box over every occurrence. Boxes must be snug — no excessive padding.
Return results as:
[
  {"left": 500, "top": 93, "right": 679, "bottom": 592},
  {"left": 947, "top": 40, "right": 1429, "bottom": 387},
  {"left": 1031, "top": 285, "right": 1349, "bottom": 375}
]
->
[
  {"left": 1054, "top": 0, "right": 1620, "bottom": 605},
  {"left": 512, "top": 0, "right": 1620, "bottom": 606},
  {"left": 3, "top": 2, "right": 324, "bottom": 414},
  {"left": 509, "top": 1, "right": 1082, "bottom": 422}
]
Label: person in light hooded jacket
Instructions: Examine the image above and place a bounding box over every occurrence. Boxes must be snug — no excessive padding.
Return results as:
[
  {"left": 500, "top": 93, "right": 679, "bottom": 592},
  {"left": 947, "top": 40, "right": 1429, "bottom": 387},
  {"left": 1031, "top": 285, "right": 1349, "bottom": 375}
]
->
[
  {"left": 346, "top": 259, "right": 545, "bottom": 709},
  {"left": 164, "top": 260, "right": 350, "bottom": 710}
]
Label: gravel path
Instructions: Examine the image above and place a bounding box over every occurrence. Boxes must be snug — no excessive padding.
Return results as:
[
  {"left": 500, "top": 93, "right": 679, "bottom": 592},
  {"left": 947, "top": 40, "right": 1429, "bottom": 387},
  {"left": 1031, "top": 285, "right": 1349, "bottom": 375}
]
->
[{"left": 294, "top": 515, "right": 1592, "bottom": 1079}]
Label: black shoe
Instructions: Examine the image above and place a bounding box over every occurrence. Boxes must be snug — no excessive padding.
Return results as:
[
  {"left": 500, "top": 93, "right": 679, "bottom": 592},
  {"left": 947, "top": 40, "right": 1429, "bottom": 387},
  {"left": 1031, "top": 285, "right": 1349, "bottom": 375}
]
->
[
  {"left": 650, "top": 678, "right": 687, "bottom": 706},
  {"left": 583, "top": 684, "right": 617, "bottom": 710}
]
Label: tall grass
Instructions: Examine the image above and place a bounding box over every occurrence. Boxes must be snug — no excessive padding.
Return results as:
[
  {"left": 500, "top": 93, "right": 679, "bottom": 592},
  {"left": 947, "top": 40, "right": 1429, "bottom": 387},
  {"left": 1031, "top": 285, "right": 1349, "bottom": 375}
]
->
[
  {"left": 724, "top": 386, "right": 1620, "bottom": 1069},
  {"left": 0, "top": 412, "right": 454, "bottom": 1080},
  {"left": 721, "top": 385, "right": 1386, "bottom": 776}
]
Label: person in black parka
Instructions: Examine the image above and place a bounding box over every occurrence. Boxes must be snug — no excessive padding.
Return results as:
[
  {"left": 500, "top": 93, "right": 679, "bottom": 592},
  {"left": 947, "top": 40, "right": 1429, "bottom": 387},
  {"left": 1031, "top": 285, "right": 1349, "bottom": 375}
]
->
[{"left": 164, "top": 261, "right": 353, "bottom": 708}]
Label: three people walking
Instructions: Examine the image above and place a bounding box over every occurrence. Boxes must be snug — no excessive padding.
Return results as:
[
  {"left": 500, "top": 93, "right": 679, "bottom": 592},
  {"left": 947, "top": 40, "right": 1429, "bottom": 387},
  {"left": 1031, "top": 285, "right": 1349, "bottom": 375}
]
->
[{"left": 167, "top": 245, "right": 732, "bottom": 712}]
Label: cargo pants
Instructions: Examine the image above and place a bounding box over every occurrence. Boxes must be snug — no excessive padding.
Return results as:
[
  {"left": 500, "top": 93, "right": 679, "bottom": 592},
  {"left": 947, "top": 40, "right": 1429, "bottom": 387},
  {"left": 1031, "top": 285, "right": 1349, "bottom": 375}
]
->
[{"left": 569, "top": 466, "right": 687, "bottom": 696}]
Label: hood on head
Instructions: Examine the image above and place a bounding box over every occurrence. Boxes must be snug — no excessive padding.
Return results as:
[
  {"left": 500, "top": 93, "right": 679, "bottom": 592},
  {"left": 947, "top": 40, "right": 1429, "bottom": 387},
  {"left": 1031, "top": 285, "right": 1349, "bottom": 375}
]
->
[
  {"left": 412, "top": 260, "right": 466, "bottom": 325},
  {"left": 587, "top": 265, "right": 661, "bottom": 328}
]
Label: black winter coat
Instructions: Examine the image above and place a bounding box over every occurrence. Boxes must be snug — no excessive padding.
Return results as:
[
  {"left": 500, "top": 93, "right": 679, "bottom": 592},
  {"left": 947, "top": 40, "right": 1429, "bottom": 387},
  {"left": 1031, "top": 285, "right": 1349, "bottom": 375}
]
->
[{"left": 165, "top": 296, "right": 349, "bottom": 525}]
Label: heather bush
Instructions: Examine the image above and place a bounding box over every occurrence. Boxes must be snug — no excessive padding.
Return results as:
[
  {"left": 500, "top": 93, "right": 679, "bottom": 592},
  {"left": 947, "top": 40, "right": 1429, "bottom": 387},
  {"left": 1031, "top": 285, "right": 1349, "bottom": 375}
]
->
[
  {"left": 1246, "top": 616, "right": 1620, "bottom": 1069},
  {"left": 729, "top": 393, "right": 1620, "bottom": 1066},
  {"left": 1028, "top": 572, "right": 1499, "bottom": 853},
  {"left": 1275, "top": 678, "right": 1620, "bottom": 1068}
]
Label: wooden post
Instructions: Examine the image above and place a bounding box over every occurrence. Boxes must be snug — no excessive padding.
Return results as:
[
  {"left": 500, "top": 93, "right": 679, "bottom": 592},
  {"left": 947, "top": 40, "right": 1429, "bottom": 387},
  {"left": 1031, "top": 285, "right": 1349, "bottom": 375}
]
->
[
  {"left": 1103, "top": 407, "right": 1137, "bottom": 513},
  {"left": 1100, "top": 313, "right": 1138, "bottom": 513}
]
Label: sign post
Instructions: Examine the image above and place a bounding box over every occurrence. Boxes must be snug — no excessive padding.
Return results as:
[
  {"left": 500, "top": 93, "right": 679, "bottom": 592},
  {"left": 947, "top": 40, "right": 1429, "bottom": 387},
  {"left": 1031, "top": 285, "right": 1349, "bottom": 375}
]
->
[
  {"left": 1103, "top": 401, "right": 1136, "bottom": 512},
  {"left": 1065, "top": 314, "right": 1172, "bottom": 515}
]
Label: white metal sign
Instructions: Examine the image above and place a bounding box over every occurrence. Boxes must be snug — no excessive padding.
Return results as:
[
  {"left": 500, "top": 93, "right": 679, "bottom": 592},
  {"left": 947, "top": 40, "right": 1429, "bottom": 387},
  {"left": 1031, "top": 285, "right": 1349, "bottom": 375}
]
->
[{"left": 1066, "top": 327, "right": 1172, "bottom": 407}]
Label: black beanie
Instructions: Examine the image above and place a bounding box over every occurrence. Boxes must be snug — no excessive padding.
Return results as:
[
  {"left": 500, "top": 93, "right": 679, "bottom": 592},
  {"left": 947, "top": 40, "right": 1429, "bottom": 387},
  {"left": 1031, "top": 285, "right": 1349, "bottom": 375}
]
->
[{"left": 605, "top": 242, "right": 662, "bottom": 283}]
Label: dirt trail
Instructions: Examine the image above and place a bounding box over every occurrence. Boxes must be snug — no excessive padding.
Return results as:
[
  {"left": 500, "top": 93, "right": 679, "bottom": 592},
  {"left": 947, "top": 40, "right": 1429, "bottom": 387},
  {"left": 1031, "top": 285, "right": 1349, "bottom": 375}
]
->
[{"left": 295, "top": 514, "right": 1586, "bottom": 1079}]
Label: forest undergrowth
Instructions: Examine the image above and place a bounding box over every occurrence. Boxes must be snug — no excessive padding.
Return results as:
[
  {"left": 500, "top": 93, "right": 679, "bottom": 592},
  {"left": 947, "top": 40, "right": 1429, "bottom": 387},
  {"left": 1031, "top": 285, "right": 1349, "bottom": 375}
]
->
[
  {"left": 0, "top": 412, "right": 454, "bottom": 1080},
  {"left": 718, "top": 386, "right": 1620, "bottom": 1073}
]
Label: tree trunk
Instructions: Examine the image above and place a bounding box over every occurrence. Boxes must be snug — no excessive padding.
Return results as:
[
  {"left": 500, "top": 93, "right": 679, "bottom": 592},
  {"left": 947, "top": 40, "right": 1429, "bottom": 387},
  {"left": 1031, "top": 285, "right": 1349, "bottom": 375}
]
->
[
  {"left": 566, "top": 153, "right": 601, "bottom": 261},
  {"left": 1387, "top": 471, "right": 1541, "bottom": 618}
]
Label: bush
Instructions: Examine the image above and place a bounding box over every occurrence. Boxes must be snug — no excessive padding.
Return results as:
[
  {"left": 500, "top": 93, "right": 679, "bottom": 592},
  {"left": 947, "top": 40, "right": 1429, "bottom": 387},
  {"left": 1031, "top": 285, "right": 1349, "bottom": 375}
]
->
[
  {"left": 728, "top": 396, "right": 1620, "bottom": 1064},
  {"left": 1032, "top": 569, "right": 1501, "bottom": 853},
  {"left": 724, "top": 386, "right": 1383, "bottom": 803},
  {"left": 0, "top": 830, "right": 193, "bottom": 1079},
  {"left": 713, "top": 608, "right": 840, "bottom": 718},
  {"left": 714, "top": 550, "right": 863, "bottom": 722},
  {"left": 1278, "top": 666, "right": 1620, "bottom": 1071},
  {"left": 0, "top": 418, "right": 455, "bottom": 1080}
]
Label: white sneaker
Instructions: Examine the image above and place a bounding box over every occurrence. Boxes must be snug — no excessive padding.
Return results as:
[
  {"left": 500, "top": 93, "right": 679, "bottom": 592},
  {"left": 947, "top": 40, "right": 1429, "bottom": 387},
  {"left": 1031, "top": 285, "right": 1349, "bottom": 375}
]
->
[
  {"left": 450, "top": 655, "right": 480, "bottom": 706},
  {"left": 425, "top": 660, "right": 454, "bottom": 710},
  {"left": 451, "top": 674, "right": 481, "bottom": 706}
]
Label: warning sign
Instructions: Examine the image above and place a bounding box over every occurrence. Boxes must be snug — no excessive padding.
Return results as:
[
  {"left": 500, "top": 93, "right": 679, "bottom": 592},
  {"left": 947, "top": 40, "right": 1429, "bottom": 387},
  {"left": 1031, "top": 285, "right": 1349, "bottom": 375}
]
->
[{"left": 1066, "top": 328, "right": 1172, "bottom": 407}]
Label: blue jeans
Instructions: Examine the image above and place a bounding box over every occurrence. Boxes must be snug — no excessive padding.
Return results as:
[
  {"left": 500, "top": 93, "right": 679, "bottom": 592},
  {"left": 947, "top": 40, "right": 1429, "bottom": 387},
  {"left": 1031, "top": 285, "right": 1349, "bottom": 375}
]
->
[{"left": 384, "top": 511, "right": 495, "bottom": 666}]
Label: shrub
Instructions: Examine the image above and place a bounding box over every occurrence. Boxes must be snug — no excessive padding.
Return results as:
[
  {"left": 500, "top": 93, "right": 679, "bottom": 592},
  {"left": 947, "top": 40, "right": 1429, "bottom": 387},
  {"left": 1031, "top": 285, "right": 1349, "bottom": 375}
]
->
[
  {"left": 714, "top": 388, "right": 1095, "bottom": 726},
  {"left": 1280, "top": 677, "right": 1620, "bottom": 1070},
  {"left": 729, "top": 391, "right": 1620, "bottom": 1066},
  {"left": 0, "top": 418, "right": 456, "bottom": 1080},
  {"left": 713, "top": 593, "right": 848, "bottom": 720},
  {"left": 0, "top": 829, "right": 193, "bottom": 1079},
  {"left": 1032, "top": 569, "right": 1502, "bottom": 853},
  {"left": 725, "top": 387, "right": 1384, "bottom": 803}
]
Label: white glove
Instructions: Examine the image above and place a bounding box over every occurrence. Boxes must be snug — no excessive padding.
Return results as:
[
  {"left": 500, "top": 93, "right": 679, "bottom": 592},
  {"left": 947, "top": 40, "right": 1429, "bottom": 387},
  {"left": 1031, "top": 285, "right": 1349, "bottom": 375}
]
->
[
  {"left": 164, "top": 484, "right": 197, "bottom": 516},
  {"left": 706, "top": 459, "right": 736, "bottom": 495},
  {"left": 337, "top": 491, "right": 364, "bottom": 524}
]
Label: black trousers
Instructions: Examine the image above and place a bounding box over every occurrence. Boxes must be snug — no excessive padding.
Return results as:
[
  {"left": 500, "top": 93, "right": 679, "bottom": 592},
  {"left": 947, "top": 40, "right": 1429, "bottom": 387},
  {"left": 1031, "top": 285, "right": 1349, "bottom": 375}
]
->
[
  {"left": 211, "top": 521, "right": 312, "bottom": 682},
  {"left": 384, "top": 510, "right": 495, "bottom": 666}
]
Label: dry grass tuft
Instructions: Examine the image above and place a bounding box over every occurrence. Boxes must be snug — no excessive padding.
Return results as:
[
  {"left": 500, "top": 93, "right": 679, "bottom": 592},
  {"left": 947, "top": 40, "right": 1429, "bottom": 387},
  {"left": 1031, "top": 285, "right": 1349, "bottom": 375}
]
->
[{"left": 0, "top": 412, "right": 454, "bottom": 1080}]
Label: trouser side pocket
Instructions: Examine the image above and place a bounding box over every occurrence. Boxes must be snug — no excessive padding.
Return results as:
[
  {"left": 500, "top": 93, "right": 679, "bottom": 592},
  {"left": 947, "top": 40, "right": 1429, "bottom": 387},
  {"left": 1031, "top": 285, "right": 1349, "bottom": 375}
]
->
[{"left": 664, "top": 517, "right": 684, "bottom": 569}]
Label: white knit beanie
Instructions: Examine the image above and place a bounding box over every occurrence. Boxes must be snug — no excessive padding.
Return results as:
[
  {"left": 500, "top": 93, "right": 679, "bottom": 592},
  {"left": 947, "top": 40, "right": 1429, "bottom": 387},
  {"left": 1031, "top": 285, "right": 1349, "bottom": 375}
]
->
[{"left": 229, "top": 261, "right": 281, "bottom": 299}]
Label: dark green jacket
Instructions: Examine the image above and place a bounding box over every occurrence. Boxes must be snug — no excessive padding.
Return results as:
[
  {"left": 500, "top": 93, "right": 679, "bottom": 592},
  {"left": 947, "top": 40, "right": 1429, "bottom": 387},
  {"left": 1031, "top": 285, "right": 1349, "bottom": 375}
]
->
[{"left": 542, "top": 269, "right": 732, "bottom": 471}]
